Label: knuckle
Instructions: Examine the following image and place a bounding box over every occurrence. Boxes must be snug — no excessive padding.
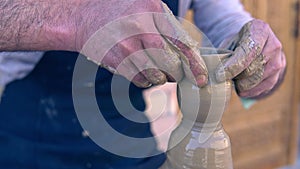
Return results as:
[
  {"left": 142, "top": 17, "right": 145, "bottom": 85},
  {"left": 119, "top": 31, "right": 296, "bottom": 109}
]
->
[
  {"left": 118, "top": 38, "right": 140, "bottom": 53},
  {"left": 281, "top": 55, "right": 287, "bottom": 68},
  {"left": 273, "top": 39, "right": 283, "bottom": 50},
  {"left": 267, "top": 63, "right": 281, "bottom": 73},
  {"left": 133, "top": 76, "right": 151, "bottom": 88},
  {"left": 278, "top": 59, "right": 286, "bottom": 69},
  {"left": 253, "top": 19, "right": 270, "bottom": 30},
  {"left": 145, "top": 69, "right": 166, "bottom": 84},
  {"left": 148, "top": 38, "right": 164, "bottom": 48},
  {"left": 141, "top": 0, "right": 162, "bottom": 12},
  {"left": 150, "top": 0, "right": 162, "bottom": 8},
  {"left": 268, "top": 56, "right": 286, "bottom": 72}
]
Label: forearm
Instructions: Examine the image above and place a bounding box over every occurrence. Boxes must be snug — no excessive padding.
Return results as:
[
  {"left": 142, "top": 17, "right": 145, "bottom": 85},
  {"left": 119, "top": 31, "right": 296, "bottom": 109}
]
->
[
  {"left": 0, "top": 0, "right": 81, "bottom": 51},
  {"left": 0, "top": 0, "right": 160, "bottom": 52},
  {"left": 192, "top": 0, "right": 253, "bottom": 47}
]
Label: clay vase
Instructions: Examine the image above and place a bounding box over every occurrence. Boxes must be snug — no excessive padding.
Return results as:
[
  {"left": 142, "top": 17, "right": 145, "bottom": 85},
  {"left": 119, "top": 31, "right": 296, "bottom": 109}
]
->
[{"left": 160, "top": 48, "right": 233, "bottom": 169}]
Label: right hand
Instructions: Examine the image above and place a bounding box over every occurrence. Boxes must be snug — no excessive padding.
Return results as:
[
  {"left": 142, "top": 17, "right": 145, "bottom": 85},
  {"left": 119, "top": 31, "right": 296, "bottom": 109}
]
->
[
  {"left": 75, "top": 0, "right": 207, "bottom": 88},
  {"left": 217, "top": 19, "right": 286, "bottom": 99}
]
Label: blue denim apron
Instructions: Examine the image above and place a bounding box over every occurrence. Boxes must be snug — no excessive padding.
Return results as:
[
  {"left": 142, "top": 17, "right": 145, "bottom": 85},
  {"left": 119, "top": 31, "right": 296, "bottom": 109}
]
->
[{"left": 0, "top": 1, "right": 179, "bottom": 169}]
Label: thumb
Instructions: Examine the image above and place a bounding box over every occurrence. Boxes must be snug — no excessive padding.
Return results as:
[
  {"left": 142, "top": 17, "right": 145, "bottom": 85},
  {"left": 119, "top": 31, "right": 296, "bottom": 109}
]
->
[{"left": 156, "top": 3, "right": 208, "bottom": 86}]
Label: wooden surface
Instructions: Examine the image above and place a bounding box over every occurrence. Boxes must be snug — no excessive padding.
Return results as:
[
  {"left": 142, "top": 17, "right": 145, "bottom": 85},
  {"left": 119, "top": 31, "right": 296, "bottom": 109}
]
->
[
  {"left": 222, "top": 0, "right": 299, "bottom": 169},
  {"left": 183, "top": 1, "right": 300, "bottom": 169}
]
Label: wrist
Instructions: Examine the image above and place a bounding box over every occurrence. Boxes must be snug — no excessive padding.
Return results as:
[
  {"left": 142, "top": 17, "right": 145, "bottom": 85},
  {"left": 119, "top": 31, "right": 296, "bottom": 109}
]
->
[{"left": 71, "top": 0, "right": 109, "bottom": 52}]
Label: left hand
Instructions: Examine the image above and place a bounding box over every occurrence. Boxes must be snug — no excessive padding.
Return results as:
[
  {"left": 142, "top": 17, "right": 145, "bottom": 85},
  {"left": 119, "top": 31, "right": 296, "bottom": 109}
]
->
[{"left": 216, "top": 19, "right": 286, "bottom": 99}]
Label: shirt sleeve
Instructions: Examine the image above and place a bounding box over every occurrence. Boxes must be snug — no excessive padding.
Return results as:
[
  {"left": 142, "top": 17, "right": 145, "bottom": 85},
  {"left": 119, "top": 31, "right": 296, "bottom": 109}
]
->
[
  {"left": 0, "top": 51, "right": 43, "bottom": 86},
  {"left": 192, "top": 0, "right": 253, "bottom": 47}
]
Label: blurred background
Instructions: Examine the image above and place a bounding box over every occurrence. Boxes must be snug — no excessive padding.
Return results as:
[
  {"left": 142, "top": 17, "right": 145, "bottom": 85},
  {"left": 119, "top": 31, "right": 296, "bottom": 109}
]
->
[{"left": 144, "top": 0, "right": 300, "bottom": 169}]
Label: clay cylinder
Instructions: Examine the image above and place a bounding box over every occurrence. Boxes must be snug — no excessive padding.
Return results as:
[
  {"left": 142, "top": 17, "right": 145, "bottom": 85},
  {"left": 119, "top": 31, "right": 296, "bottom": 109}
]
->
[
  {"left": 177, "top": 48, "right": 232, "bottom": 125},
  {"left": 160, "top": 48, "right": 233, "bottom": 169}
]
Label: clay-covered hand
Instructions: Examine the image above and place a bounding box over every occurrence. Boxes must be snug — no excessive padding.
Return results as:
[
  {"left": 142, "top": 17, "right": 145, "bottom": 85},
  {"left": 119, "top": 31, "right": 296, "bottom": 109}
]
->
[
  {"left": 216, "top": 19, "right": 286, "bottom": 99},
  {"left": 77, "top": 0, "right": 207, "bottom": 88}
]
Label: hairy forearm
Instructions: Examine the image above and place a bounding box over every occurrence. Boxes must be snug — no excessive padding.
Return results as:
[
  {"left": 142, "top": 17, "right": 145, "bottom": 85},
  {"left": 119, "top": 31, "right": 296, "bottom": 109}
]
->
[
  {"left": 0, "top": 0, "right": 152, "bottom": 52},
  {"left": 0, "top": 0, "right": 80, "bottom": 51}
]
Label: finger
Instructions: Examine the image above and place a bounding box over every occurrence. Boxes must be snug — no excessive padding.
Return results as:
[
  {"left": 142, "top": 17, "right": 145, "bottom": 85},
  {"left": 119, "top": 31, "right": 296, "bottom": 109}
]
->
[
  {"left": 153, "top": 3, "right": 208, "bottom": 86},
  {"left": 169, "top": 37, "right": 208, "bottom": 86},
  {"left": 235, "top": 63, "right": 265, "bottom": 92},
  {"left": 236, "top": 25, "right": 286, "bottom": 94},
  {"left": 103, "top": 37, "right": 154, "bottom": 88},
  {"left": 234, "top": 53, "right": 266, "bottom": 92},
  {"left": 235, "top": 53, "right": 266, "bottom": 80},
  {"left": 114, "top": 55, "right": 152, "bottom": 88},
  {"left": 261, "top": 51, "right": 286, "bottom": 80},
  {"left": 215, "top": 20, "right": 270, "bottom": 82},
  {"left": 132, "top": 72, "right": 152, "bottom": 88},
  {"left": 255, "top": 65, "right": 286, "bottom": 99},
  {"left": 257, "top": 29, "right": 286, "bottom": 80},
  {"left": 260, "top": 26, "right": 283, "bottom": 61},
  {"left": 118, "top": 37, "right": 167, "bottom": 86},
  {"left": 238, "top": 71, "right": 280, "bottom": 98},
  {"left": 112, "top": 53, "right": 156, "bottom": 88},
  {"left": 140, "top": 33, "right": 183, "bottom": 82},
  {"left": 142, "top": 68, "right": 167, "bottom": 85},
  {"left": 235, "top": 51, "right": 285, "bottom": 93},
  {"left": 126, "top": 47, "right": 167, "bottom": 86}
]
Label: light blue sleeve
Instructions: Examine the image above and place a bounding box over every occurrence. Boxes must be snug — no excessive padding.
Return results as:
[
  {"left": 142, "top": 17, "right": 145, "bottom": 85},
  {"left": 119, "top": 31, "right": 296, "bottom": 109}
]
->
[
  {"left": 0, "top": 51, "right": 43, "bottom": 100},
  {"left": 0, "top": 51, "right": 43, "bottom": 87},
  {"left": 192, "top": 0, "right": 253, "bottom": 47}
]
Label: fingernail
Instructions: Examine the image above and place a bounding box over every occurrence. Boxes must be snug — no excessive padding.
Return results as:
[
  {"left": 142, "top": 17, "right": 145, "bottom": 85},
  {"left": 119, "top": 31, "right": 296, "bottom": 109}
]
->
[
  {"left": 151, "top": 74, "right": 167, "bottom": 85},
  {"left": 134, "top": 80, "right": 152, "bottom": 88},
  {"left": 196, "top": 75, "right": 208, "bottom": 87},
  {"left": 143, "top": 81, "right": 153, "bottom": 88}
]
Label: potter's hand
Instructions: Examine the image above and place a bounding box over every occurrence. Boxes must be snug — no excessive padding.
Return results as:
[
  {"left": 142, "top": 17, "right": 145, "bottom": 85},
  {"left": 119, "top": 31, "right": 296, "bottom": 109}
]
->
[
  {"left": 78, "top": 0, "right": 207, "bottom": 88},
  {"left": 0, "top": 0, "right": 207, "bottom": 88},
  {"left": 216, "top": 19, "right": 286, "bottom": 99}
]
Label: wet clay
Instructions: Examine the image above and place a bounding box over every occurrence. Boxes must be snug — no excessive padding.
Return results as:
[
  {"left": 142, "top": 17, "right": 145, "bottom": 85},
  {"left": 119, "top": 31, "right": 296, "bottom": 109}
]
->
[
  {"left": 177, "top": 48, "right": 232, "bottom": 124},
  {"left": 160, "top": 48, "right": 233, "bottom": 169}
]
